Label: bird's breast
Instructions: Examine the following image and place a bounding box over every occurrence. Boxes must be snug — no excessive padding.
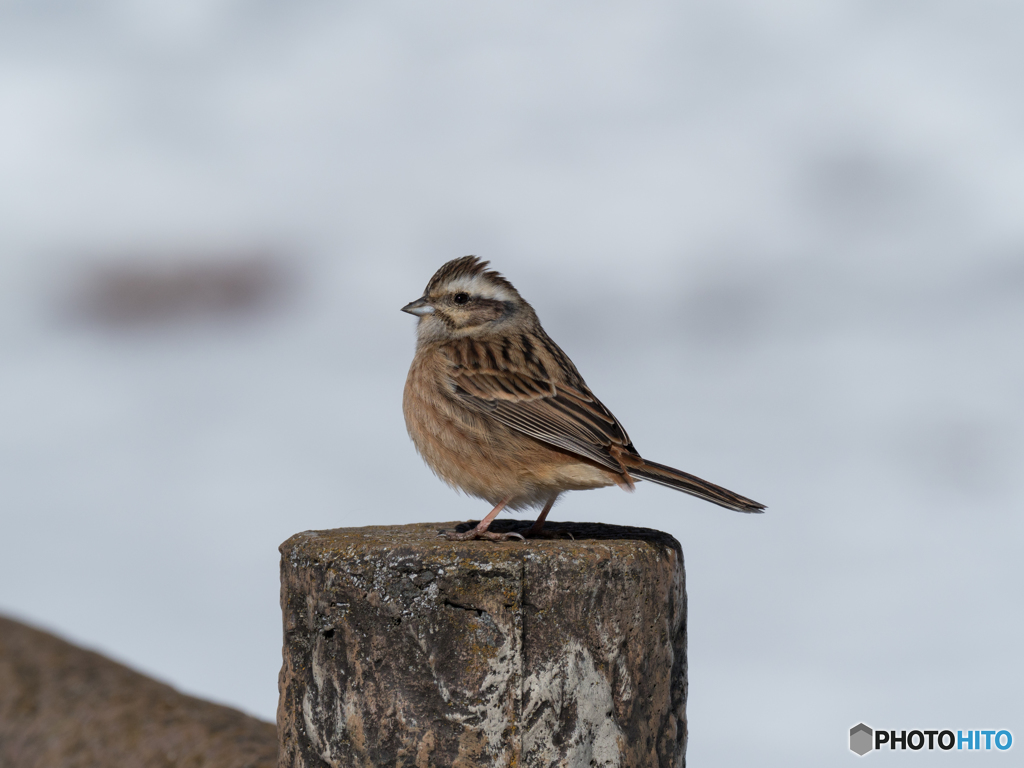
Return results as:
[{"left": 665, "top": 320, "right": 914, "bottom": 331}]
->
[{"left": 402, "top": 349, "right": 617, "bottom": 508}]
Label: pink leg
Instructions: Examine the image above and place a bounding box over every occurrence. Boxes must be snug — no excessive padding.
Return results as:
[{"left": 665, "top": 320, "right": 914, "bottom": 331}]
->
[
  {"left": 525, "top": 494, "right": 560, "bottom": 537},
  {"left": 440, "top": 497, "right": 524, "bottom": 542}
]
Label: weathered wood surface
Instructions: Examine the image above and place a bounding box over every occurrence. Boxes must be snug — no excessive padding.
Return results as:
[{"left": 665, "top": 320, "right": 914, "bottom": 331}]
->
[
  {"left": 0, "top": 615, "right": 277, "bottom": 768},
  {"left": 278, "top": 520, "right": 687, "bottom": 768}
]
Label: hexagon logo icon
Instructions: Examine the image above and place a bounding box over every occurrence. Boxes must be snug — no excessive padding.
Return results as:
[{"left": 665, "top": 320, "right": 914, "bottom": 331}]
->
[{"left": 850, "top": 723, "right": 873, "bottom": 756}]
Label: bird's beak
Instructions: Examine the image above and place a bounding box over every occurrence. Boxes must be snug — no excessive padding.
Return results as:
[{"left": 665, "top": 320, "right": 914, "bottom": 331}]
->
[{"left": 401, "top": 296, "right": 434, "bottom": 316}]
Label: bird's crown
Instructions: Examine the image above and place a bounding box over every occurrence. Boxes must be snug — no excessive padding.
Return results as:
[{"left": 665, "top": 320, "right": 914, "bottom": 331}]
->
[{"left": 424, "top": 256, "right": 520, "bottom": 302}]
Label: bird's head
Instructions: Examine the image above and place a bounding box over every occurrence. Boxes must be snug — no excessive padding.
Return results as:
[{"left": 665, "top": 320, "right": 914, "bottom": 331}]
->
[{"left": 402, "top": 256, "right": 532, "bottom": 343}]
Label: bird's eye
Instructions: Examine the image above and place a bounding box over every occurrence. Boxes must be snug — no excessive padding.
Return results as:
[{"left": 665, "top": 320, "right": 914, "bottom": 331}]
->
[{"left": 453, "top": 292, "right": 470, "bottom": 305}]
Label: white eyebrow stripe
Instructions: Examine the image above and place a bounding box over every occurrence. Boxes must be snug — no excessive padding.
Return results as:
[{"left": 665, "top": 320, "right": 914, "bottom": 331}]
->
[{"left": 447, "top": 275, "right": 515, "bottom": 302}]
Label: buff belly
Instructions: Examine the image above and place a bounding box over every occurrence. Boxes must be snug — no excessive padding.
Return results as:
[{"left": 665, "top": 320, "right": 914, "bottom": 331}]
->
[{"left": 403, "top": 360, "right": 617, "bottom": 510}]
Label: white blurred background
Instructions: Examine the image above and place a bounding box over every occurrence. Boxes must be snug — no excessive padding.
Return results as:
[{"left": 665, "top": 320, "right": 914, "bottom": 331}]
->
[{"left": 1, "top": 1, "right": 1022, "bottom": 764}]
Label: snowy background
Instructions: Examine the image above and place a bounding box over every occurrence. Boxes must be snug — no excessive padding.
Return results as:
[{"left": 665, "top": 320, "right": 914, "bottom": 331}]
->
[{"left": 2, "top": 1, "right": 1022, "bottom": 765}]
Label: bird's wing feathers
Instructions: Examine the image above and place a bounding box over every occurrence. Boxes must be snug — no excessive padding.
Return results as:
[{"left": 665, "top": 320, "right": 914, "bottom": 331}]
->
[
  {"left": 437, "top": 333, "right": 766, "bottom": 513},
  {"left": 442, "top": 334, "right": 636, "bottom": 473}
]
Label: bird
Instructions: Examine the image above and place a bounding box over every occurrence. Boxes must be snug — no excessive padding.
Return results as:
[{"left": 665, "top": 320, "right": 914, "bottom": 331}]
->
[{"left": 402, "top": 255, "right": 764, "bottom": 542}]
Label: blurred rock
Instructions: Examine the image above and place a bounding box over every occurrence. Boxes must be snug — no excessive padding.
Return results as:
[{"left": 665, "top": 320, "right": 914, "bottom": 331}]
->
[
  {"left": 0, "top": 615, "right": 277, "bottom": 768},
  {"left": 279, "top": 521, "right": 687, "bottom": 768},
  {"left": 66, "top": 252, "right": 293, "bottom": 328}
]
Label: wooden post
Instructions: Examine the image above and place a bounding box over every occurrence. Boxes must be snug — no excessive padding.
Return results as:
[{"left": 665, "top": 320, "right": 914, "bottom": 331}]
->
[{"left": 278, "top": 521, "right": 687, "bottom": 767}]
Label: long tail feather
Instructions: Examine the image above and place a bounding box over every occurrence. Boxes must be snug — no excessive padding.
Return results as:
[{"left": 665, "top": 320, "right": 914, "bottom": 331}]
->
[{"left": 628, "top": 459, "right": 765, "bottom": 513}]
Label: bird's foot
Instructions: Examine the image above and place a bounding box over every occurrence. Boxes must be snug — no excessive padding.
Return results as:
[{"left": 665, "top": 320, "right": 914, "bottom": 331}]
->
[{"left": 438, "top": 526, "right": 525, "bottom": 543}]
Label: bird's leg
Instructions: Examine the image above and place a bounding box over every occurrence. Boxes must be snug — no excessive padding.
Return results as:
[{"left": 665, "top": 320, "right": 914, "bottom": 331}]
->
[
  {"left": 525, "top": 494, "right": 562, "bottom": 538},
  {"left": 439, "top": 497, "right": 525, "bottom": 542}
]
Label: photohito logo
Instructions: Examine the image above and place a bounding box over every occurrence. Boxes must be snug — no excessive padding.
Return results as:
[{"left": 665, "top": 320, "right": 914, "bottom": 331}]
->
[{"left": 849, "top": 723, "right": 1013, "bottom": 756}]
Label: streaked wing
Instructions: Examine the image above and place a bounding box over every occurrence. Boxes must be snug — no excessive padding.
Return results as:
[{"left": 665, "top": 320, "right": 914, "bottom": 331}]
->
[{"left": 441, "top": 333, "right": 636, "bottom": 472}]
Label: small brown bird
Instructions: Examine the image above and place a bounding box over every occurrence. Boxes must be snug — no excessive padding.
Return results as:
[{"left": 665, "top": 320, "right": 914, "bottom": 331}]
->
[{"left": 402, "top": 256, "right": 764, "bottom": 542}]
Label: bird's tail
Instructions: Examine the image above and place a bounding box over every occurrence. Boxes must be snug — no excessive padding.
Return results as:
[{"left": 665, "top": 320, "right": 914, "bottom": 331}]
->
[{"left": 627, "top": 459, "right": 765, "bottom": 513}]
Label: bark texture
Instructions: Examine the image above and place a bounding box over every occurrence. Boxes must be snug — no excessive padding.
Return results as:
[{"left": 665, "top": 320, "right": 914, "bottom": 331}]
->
[
  {"left": 0, "top": 615, "right": 277, "bottom": 768},
  {"left": 278, "top": 520, "right": 686, "bottom": 768}
]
